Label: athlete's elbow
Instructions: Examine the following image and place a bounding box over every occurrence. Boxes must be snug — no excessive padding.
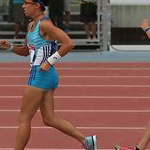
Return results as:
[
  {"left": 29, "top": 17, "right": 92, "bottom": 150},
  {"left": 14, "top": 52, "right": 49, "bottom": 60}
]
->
[{"left": 68, "top": 40, "right": 75, "bottom": 50}]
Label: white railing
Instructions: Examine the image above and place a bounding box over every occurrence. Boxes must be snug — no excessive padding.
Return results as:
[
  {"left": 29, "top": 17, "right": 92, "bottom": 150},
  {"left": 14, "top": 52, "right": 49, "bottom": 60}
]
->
[
  {"left": 3, "top": 39, "right": 100, "bottom": 47},
  {"left": 111, "top": 0, "right": 150, "bottom": 5}
]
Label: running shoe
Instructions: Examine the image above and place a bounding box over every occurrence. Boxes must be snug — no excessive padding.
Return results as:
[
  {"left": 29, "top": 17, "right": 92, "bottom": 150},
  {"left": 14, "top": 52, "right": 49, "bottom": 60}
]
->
[
  {"left": 84, "top": 135, "right": 98, "bottom": 150},
  {"left": 115, "top": 145, "right": 135, "bottom": 150}
]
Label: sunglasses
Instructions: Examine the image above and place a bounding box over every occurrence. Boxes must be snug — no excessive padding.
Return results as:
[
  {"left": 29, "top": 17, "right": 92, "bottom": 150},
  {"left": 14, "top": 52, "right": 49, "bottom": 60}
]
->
[
  {"left": 24, "top": 1, "right": 36, "bottom": 5},
  {"left": 23, "top": 0, "right": 45, "bottom": 11}
]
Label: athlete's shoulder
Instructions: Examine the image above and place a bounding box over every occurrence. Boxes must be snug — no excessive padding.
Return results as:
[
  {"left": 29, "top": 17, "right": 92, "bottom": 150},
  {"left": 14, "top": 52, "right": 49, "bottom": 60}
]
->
[{"left": 40, "top": 17, "right": 54, "bottom": 30}]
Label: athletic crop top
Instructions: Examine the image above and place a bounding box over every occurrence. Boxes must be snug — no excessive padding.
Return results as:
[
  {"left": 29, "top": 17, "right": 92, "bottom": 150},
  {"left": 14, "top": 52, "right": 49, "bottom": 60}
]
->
[{"left": 27, "top": 17, "right": 57, "bottom": 66}]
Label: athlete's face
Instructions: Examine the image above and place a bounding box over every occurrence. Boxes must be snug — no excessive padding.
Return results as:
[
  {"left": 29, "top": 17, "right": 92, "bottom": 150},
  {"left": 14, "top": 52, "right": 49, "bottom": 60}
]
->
[{"left": 22, "top": 0, "right": 37, "bottom": 17}]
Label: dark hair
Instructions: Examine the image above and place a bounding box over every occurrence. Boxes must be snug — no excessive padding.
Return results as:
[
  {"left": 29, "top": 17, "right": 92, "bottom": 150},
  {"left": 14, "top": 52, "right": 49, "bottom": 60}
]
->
[
  {"left": 41, "top": 0, "right": 49, "bottom": 6},
  {"left": 33, "top": 0, "right": 47, "bottom": 11}
]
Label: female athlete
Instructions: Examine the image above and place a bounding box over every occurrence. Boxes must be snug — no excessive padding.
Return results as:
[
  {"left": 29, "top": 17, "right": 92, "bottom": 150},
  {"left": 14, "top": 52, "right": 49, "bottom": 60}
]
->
[{"left": 0, "top": 0, "right": 98, "bottom": 150}]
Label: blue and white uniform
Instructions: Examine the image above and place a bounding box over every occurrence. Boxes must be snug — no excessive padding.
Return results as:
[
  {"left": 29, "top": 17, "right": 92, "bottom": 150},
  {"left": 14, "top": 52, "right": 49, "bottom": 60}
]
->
[{"left": 27, "top": 17, "right": 59, "bottom": 90}]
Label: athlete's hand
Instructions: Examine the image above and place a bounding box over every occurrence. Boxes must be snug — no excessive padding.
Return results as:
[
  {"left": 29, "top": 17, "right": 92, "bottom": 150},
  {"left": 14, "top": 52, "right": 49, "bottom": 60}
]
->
[
  {"left": 141, "top": 19, "right": 149, "bottom": 31},
  {"left": 0, "top": 40, "right": 11, "bottom": 50},
  {"left": 39, "top": 61, "right": 51, "bottom": 71}
]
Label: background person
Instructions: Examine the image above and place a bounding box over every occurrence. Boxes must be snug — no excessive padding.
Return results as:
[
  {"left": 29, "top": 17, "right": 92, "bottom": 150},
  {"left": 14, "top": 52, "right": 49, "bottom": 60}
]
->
[
  {"left": 80, "top": 0, "right": 97, "bottom": 39},
  {"left": 48, "top": 0, "right": 64, "bottom": 29},
  {"left": 12, "top": 0, "right": 25, "bottom": 38},
  {"left": 64, "top": 0, "right": 71, "bottom": 33},
  {"left": 115, "top": 19, "right": 150, "bottom": 150}
]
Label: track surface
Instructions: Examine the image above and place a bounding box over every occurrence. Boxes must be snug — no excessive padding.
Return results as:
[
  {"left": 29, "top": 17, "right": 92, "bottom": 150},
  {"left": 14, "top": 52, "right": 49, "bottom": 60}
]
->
[{"left": 1, "top": 62, "right": 150, "bottom": 150}]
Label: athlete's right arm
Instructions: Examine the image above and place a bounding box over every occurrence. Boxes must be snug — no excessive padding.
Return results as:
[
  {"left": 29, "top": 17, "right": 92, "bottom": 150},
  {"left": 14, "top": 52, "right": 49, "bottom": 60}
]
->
[
  {"left": 0, "top": 39, "right": 29, "bottom": 56},
  {"left": 10, "top": 22, "right": 34, "bottom": 56}
]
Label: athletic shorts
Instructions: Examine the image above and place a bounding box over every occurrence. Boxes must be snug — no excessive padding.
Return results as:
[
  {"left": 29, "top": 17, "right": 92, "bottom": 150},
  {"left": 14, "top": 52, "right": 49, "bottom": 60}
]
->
[{"left": 28, "top": 65, "right": 59, "bottom": 90}]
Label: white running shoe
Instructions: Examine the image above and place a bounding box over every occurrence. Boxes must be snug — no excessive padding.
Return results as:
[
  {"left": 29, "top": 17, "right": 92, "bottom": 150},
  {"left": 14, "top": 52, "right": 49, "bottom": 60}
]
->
[{"left": 84, "top": 135, "right": 98, "bottom": 150}]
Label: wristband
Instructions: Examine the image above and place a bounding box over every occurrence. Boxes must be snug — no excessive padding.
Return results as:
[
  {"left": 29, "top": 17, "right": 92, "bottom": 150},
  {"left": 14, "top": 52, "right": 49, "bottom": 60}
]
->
[
  {"left": 7, "top": 44, "right": 14, "bottom": 52},
  {"left": 144, "top": 27, "right": 150, "bottom": 32},
  {"left": 47, "top": 51, "right": 61, "bottom": 65}
]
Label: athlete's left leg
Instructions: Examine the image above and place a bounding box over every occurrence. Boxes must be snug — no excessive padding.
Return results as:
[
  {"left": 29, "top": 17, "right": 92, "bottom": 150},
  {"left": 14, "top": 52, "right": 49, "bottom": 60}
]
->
[
  {"left": 14, "top": 86, "right": 45, "bottom": 150},
  {"left": 40, "top": 89, "right": 85, "bottom": 144}
]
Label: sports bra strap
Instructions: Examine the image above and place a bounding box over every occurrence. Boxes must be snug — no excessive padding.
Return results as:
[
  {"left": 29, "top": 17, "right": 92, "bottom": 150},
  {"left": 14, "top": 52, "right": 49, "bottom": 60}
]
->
[{"left": 40, "top": 16, "right": 49, "bottom": 22}]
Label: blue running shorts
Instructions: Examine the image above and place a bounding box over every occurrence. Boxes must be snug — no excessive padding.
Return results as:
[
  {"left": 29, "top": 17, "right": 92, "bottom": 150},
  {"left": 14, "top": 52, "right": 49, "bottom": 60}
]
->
[{"left": 28, "top": 65, "right": 59, "bottom": 90}]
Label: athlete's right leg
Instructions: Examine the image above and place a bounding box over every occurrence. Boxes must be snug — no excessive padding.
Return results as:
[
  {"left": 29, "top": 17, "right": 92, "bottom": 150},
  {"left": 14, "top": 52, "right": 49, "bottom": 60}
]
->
[
  {"left": 40, "top": 89, "right": 98, "bottom": 150},
  {"left": 14, "top": 86, "right": 45, "bottom": 150},
  {"left": 40, "top": 89, "right": 85, "bottom": 143},
  {"left": 115, "top": 120, "right": 150, "bottom": 150}
]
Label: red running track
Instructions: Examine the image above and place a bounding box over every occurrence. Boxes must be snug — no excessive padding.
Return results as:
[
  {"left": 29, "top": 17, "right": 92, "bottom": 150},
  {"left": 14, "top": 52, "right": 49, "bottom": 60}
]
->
[{"left": 1, "top": 62, "right": 150, "bottom": 149}]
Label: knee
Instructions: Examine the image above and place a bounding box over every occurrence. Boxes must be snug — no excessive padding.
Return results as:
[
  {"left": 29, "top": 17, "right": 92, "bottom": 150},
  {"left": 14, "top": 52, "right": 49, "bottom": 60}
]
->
[
  {"left": 43, "top": 119, "right": 51, "bottom": 127},
  {"left": 42, "top": 116, "right": 56, "bottom": 127},
  {"left": 43, "top": 118, "right": 53, "bottom": 127}
]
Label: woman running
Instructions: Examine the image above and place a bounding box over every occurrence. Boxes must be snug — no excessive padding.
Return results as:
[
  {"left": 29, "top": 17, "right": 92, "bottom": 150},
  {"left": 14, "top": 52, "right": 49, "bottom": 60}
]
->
[{"left": 0, "top": 0, "right": 98, "bottom": 150}]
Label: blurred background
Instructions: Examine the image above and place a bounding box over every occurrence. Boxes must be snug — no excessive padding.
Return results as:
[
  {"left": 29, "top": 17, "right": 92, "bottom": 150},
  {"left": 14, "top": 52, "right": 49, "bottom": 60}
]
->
[{"left": 0, "top": 0, "right": 150, "bottom": 51}]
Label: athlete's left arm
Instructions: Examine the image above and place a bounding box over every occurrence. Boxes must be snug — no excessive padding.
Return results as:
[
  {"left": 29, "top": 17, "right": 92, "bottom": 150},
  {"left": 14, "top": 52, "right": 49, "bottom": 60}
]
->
[{"left": 40, "top": 20, "right": 75, "bottom": 57}]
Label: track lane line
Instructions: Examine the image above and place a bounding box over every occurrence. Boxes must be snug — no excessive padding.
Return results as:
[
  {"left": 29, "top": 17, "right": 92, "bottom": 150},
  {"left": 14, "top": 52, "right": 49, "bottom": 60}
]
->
[
  {"left": 1, "top": 67, "right": 150, "bottom": 70},
  {"left": 1, "top": 76, "right": 150, "bottom": 78},
  {"left": 0, "top": 148, "right": 117, "bottom": 150},
  {"left": 1, "top": 109, "right": 150, "bottom": 113},
  {"left": 0, "top": 126, "right": 147, "bottom": 130},
  {"left": 1, "top": 96, "right": 150, "bottom": 99},
  {"left": 1, "top": 84, "right": 150, "bottom": 87}
]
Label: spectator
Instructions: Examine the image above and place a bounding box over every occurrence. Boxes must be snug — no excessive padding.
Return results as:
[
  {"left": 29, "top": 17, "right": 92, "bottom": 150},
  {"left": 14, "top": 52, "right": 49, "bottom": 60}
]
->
[
  {"left": 80, "top": 0, "right": 97, "bottom": 39},
  {"left": 48, "top": 0, "right": 64, "bottom": 29},
  {"left": 64, "top": 0, "right": 71, "bottom": 33},
  {"left": 12, "top": 0, "right": 25, "bottom": 39},
  {"left": 8, "top": 0, "right": 13, "bottom": 22}
]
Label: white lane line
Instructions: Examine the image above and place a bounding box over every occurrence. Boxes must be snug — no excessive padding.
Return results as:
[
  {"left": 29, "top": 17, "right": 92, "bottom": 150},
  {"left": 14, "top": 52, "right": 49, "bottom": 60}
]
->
[
  {"left": 1, "top": 84, "right": 150, "bottom": 87},
  {"left": 0, "top": 75, "right": 150, "bottom": 78},
  {"left": 0, "top": 148, "right": 104, "bottom": 150},
  {"left": 0, "top": 96, "right": 150, "bottom": 99},
  {"left": 1, "top": 67, "right": 150, "bottom": 70},
  {"left": 0, "top": 76, "right": 28, "bottom": 78},
  {"left": 0, "top": 149, "right": 149, "bottom": 150},
  {"left": 0, "top": 149, "right": 85, "bottom": 150},
  {"left": 0, "top": 149, "right": 86, "bottom": 150},
  {"left": 0, "top": 126, "right": 146, "bottom": 130},
  {"left": 59, "top": 68, "right": 150, "bottom": 70},
  {"left": 0, "top": 109, "right": 150, "bottom": 113},
  {"left": 0, "top": 149, "right": 90, "bottom": 150}
]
